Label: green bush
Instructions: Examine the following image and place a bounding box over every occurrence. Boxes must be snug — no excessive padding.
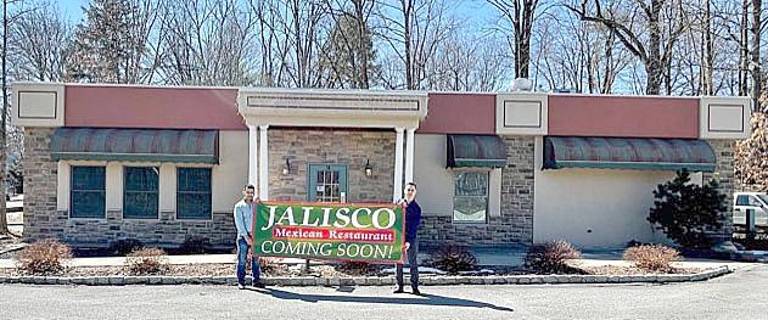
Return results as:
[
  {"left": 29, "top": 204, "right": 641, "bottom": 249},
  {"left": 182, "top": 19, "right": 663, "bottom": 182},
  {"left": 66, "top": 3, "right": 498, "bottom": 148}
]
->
[
  {"left": 524, "top": 240, "right": 581, "bottom": 274},
  {"left": 16, "top": 239, "right": 72, "bottom": 275},
  {"left": 648, "top": 169, "right": 726, "bottom": 249}
]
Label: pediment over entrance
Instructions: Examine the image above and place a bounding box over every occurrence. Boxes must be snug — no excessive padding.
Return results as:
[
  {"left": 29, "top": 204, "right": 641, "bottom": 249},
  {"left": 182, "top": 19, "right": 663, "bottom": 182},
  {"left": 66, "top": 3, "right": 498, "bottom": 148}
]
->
[{"left": 238, "top": 88, "right": 428, "bottom": 129}]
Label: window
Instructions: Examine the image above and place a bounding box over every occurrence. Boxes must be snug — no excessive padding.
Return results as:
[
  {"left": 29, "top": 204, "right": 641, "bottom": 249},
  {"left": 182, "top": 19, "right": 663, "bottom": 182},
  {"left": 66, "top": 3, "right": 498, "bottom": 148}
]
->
[
  {"left": 308, "top": 164, "right": 347, "bottom": 202},
  {"left": 123, "top": 167, "right": 159, "bottom": 219},
  {"left": 70, "top": 166, "right": 106, "bottom": 218},
  {"left": 177, "top": 168, "right": 212, "bottom": 220},
  {"left": 757, "top": 194, "right": 768, "bottom": 207},
  {"left": 453, "top": 171, "right": 489, "bottom": 223},
  {"left": 736, "top": 195, "right": 750, "bottom": 206}
]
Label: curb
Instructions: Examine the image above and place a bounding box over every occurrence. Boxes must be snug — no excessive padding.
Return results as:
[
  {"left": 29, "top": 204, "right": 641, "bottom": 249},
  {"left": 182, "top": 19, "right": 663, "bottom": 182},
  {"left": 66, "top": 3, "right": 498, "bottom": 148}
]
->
[
  {"left": 0, "top": 244, "right": 27, "bottom": 256},
  {"left": 0, "top": 266, "right": 732, "bottom": 287}
]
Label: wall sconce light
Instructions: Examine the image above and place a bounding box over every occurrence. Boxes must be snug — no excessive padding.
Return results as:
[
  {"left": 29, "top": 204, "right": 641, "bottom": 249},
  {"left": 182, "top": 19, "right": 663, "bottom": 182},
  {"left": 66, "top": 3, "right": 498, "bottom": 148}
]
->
[
  {"left": 282, "top": 159, "right": 291, "bottom": 175},
  {"left": 364, "top": 159, "right": 373, "bottom": 177}
]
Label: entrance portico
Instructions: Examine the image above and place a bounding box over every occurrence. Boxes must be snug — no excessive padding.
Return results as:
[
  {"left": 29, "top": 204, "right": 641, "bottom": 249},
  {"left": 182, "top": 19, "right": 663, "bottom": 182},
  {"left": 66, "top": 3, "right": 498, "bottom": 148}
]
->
[{"left": 237, "top": 88, "right": 428, "bottom": 202}]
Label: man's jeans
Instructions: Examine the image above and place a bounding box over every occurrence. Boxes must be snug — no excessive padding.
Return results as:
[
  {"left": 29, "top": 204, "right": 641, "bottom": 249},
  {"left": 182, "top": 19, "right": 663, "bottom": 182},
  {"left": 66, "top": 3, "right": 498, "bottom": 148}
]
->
[
  {"left": 395, "top": 238, "right": 419, "bottom": 289},
  {"left": 236, "top": 238, "right": 260, "bottom": 285}
]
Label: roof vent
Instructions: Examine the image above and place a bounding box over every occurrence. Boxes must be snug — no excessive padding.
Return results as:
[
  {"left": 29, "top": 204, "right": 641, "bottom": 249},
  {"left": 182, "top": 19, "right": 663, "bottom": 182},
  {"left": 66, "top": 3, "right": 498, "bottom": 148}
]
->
[{"left": 511, "top": 78, "right": 533, "bottom": 92}]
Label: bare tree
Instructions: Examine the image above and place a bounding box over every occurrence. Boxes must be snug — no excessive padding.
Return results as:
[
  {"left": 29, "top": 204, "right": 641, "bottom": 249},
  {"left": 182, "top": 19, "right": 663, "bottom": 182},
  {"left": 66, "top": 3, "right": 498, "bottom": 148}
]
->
[
  {"left": 376, "top": 0, "right": 457, "bottom": 90},
  {"left": 320, "top": 0, "right": 377, "bottom": 89},
  {"left": 9, "top": 0, "right": 72, "bottom": 82},
  {"left": 487, "top": 0, "right": 541, "bottom": 79},
  {"left": 1, "top": 0, "right": 33, "bottom": 235},
  {"left": 535, "top": 5, "right": 630, "bottom": 94},
  {"left": 567, "top": 0, "right": 688, "bottom": 95},
  {"left": 160, "top": 0, "right": 258, "bottom": 86},
  {"left": 428, "top": 31, "right": 510, "bottom": 91},
  {"left": 750, "top": 0, "right": 761, "bottom": 109},
  {"left": 249, "top": 0, "right": 289, "bottom": 86},
  {"left": 69, "top": 0, "right": 161, "bottom": 83}
]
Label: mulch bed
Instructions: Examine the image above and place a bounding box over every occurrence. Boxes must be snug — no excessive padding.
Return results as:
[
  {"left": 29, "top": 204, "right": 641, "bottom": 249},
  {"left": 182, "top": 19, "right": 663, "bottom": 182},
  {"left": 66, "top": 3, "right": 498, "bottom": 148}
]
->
[
  {"left": 579, "top": 265, "right": 702, "bottom": 275},
  {"left": 0, "top": 261, "right": 703, "bottom": 277}
]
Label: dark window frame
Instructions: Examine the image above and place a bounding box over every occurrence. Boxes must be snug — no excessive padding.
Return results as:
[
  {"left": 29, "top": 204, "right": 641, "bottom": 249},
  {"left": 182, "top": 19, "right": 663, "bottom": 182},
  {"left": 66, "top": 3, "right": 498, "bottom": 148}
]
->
[
  {"left": 69, "top": 166, "right": 106, "bottom": 219},
  {"left": 176, "top": 167, "right": 213, "bottom": 220},
  {"left": 122, "top": 166, "right": 160, "bottom": 219}
]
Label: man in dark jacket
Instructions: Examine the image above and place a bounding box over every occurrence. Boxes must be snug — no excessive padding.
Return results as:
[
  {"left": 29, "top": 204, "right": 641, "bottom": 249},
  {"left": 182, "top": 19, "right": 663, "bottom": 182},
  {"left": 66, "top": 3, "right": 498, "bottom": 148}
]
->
[{"left": 394, "top": 182, "right": 422, "bottom": 295}]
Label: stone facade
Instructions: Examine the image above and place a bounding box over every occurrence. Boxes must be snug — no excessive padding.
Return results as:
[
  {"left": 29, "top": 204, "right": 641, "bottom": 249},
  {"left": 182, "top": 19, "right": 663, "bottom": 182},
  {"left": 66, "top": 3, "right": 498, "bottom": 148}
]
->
[
  {"left": 267, "top": 128, "right": 395, "bottom": 202},
  {"left": 704, "top": 139, "right": 736, "bottom": 244},
  {"left": 418, "top": 136, "right": 535, "bottom": 247},
  {"left": 23, "top": 128, "right": 238, "bottom": 248}
]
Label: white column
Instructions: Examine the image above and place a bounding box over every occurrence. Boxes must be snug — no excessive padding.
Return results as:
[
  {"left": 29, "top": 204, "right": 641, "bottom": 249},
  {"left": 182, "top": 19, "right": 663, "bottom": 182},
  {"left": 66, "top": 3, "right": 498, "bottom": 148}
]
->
[
  {"left": 248, "top": 125, "right": 258, "bottom": 187},
  {"left": 393, "top": 127, "right": 405, "bottom": 202},
  {"left": 404, "top": 128, "right": 415, "bottom": 186},
  {"left": 258, "top": 125, "right": 269, "bottom": 200}
]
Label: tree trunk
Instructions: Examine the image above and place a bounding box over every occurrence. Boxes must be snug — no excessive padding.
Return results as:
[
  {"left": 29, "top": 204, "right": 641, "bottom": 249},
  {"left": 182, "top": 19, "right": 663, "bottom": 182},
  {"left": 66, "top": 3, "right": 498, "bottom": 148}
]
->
[
  {"left": 645, "top": 0, "right": 662, "bottom": 95},
  {"left": 403, "top": 0, "right": 414, "bottom": 90},
  {"left": 751, "top": 0, "right": 761, "bottom": 111},
  {"left": 0, "top": 0, "right": 8, "bottom": 235},
  {"left": 702, "top": 0, "right": 714, "bottom": 95},
  {"left": 740, "top": 0, "right": 749, "bottom": 96}
]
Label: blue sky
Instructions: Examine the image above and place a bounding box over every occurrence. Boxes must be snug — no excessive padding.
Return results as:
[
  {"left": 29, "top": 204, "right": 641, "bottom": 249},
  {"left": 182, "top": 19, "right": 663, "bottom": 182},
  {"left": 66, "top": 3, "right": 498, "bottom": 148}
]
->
[
  {"left": 57, "top": 0, "right": 497, "bottom": 28},
  {"left": 58, "top": 0, "right": 89, "bottom": 23}
]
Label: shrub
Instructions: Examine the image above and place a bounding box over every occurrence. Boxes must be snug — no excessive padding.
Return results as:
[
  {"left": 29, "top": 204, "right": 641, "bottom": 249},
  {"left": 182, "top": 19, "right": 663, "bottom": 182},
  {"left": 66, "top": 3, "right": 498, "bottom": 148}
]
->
[
  {"left": 624, "top": 244, "right": 680, "bottom": 272},
  {"left": 648, "top": 169, "right": 727, "bottom": 249},
  {"left": 336, "top": 261, "right": 372, "bottom": 276},
  {"left": 16, "top": 239, "right": 72, "bottom": 275},
  {"left": 179, "top": 235, "right": 211, "bottom": 254},
  {"left": 108, "top": 239, "right": 145, "bottom": 256},
  {"left": 258, "top": 257, "right": 280, "bottom": 275},
  {"left": 126, "top": 248, "right": 169, "bottom": 275},
  {"left": 425, "top": 244, "right": 478, "bottom": 275},
  {"left": 524, "top": 240, "right": 582, "bottom": 274}
]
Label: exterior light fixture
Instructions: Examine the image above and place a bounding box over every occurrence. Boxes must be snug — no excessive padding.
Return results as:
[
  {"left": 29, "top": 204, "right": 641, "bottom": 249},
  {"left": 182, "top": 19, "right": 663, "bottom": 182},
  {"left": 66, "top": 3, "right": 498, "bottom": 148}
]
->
[
  {"left": 364, "top": 159, "right": 373, "bottom": 177},
  {"left": 282, "top": 159, "right": 291, "bottom": 175}
]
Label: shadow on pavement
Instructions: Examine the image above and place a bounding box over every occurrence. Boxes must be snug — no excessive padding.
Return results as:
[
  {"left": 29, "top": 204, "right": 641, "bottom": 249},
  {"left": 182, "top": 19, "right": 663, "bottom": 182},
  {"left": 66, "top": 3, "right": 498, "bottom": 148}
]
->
[{"left": 249, "top": 287, "right": 514, "bottom": 312}]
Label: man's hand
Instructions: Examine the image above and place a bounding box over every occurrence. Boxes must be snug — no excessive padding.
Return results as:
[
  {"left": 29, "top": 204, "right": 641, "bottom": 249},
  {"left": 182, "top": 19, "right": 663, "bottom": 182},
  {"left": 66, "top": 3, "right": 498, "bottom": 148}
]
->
[
  {"left": 245, "top": 235, "right": 253, "bottom": 247},
  {"left": 404, "top": 242, "right": 410, "bottom": 251}
]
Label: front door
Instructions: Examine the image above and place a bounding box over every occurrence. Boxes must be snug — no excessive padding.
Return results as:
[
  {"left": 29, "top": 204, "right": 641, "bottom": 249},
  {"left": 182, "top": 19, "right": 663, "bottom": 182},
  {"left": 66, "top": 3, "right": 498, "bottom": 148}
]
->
[{"left": 308, "top": 164, "right": 348, "bottom": 202}]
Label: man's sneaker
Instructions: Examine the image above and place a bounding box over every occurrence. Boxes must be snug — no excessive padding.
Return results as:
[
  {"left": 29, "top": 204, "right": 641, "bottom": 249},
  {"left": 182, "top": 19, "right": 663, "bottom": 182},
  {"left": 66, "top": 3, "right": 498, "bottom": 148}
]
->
[
  {"left": 411, "top": 287, "right": 421, "bottom": 295},
  {"left": 237, "top": 284, "right": 246, "bottom": 290},
  {"left": 392, "top": 286, "right": 405, "bottom": 294},
  {"left": 253, "top": 281, "right": 266, "bottom": 289}
]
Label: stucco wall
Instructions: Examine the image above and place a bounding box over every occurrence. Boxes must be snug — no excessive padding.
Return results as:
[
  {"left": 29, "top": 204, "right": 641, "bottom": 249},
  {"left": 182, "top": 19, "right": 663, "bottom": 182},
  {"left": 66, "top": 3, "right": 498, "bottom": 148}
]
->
[
  {"left": 533, "top": 137, "right": 673, "bottom": 248},
  {"left": 413, "top": 134, "right": 502, "bottom": 217}
]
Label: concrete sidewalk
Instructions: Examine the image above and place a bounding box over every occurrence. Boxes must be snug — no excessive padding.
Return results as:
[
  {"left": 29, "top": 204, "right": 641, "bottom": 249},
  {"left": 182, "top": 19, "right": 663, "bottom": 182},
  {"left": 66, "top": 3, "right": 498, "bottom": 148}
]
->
[
  {"left": 0, "top": 252, "right": 755, "bottom": 271},
  {"left": 0, "top": 254, "right": 314, "bottom": 269}
]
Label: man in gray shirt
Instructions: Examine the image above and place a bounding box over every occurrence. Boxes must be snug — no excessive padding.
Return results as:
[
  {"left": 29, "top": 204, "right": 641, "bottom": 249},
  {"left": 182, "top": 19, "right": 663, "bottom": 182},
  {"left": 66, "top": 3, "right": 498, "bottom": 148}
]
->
[{"left": 234, "top": 184, "right": 264, "bottom": 289}]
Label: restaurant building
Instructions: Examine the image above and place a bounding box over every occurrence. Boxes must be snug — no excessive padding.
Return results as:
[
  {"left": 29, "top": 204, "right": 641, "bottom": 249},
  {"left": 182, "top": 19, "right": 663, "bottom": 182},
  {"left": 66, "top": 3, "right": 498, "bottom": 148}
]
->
[{"left": 12, "top": 82, "right": 750, "bottom": 249}]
